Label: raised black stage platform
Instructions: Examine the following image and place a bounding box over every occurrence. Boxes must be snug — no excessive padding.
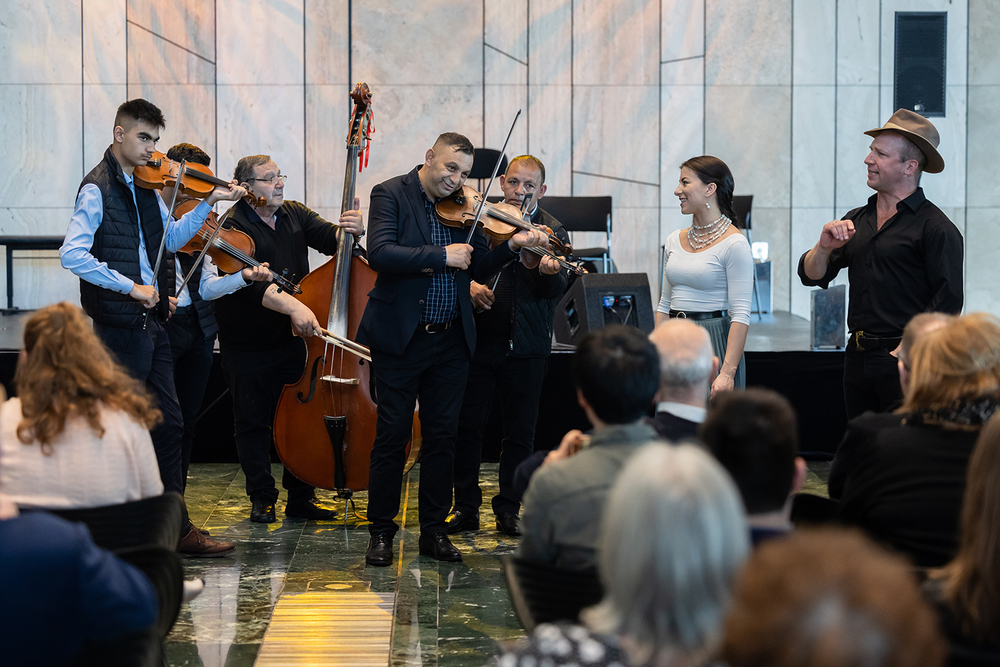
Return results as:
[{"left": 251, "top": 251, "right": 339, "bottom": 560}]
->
[{"left": 0, "top": 310, "right": 847, "bottom": 462}]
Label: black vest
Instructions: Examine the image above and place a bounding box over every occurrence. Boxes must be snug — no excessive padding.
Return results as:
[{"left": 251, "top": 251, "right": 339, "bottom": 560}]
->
[
  {"left": 165, "top": 251, "right": 219, "bottom": 339},
  {"left": 78, "top": 146, "right": 167, "bottom": 328}
]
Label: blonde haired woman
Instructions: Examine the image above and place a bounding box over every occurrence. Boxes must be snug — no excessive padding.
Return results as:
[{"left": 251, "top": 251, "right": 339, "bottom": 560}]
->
[
  {"left": 0, "top": 302, "right": 163, "bottom": 507},
  {"left": 497, "top": 443, "right": 749, "bottom": 666},
  {"left": 830, "top": 312, "right": 1000, "bottom": 567}
]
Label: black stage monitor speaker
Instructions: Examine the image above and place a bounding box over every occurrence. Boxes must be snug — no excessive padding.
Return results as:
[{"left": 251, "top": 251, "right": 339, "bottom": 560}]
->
[
  {"left": 894, "top": 12, "right": 947, "bottom": 117},
  {"left": 553, "top": 273, "right": 654, "bottom": 345}
]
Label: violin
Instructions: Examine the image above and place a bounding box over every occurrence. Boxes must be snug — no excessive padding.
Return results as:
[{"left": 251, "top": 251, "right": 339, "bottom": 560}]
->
[
  {"left": 436, "top": 184, "right": 574, "bottom": 256},
  {"left": 173, "top": 199, "right": 302, "bottom": 295},
  {"left": 133, "top": 152, "right": 265, "bottom": 207}
]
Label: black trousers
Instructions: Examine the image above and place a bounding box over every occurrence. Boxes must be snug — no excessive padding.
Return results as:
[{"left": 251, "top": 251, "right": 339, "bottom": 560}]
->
[
  {"left": 453, "top": 340, "right": 547, "bottom": 516},
  {"left": 367, "top": 324, "right": 470, "bottom": 536},
  {"left": 221, "top": 341, "right": 313, "bottom": 504},
  {"left": 843, "top": 345, "right": 903, "bottom": 419},
  {"left": 166, "top": 311, "right": 214, "bottom": 490}
]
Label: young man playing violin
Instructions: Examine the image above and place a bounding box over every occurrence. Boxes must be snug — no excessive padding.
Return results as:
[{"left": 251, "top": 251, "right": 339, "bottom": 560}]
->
[
  {"left": 213, "top": 154, "right": 363, "bottom": 524},
  {"left": 159, "top": 143, "right": 271, "bottom": 506},
  {"left": 60, "top": 98, "right": 248, "bottom": 556},
  {"left": 448, "top": 155, "right": 570, "bottom": 538},
  {"left": 356, "top": 133, "right": 548, "bottom": 566}
]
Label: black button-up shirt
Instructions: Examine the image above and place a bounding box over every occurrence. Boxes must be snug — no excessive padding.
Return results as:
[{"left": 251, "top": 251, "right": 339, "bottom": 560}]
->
[{"left": 797, "top": 188, "right": 963, "bottom": 336}]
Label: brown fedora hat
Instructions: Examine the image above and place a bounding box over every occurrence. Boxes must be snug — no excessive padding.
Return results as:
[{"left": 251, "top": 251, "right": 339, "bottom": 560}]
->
[{"left": 864, "top": 109, "right": 944, "bottom": 174}]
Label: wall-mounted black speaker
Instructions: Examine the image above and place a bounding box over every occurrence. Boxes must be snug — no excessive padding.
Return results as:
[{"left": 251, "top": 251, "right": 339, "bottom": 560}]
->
[
  {"left": 894, "top": 12, "right": 947, "bottom": 117},
  {"left": 553, "top": 273, "right": 654, "bottom": 345}
]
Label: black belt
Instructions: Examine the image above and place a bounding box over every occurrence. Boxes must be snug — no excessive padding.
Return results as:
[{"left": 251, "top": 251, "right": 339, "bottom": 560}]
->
[
  {"left": 849, "top": 330, "right": 902, "bottom": 351},
  {"left": 174, "top": 305, "right": 197, "bottom": 316},
  {"left": 421, "top": 318, "right": 457, "bottom": 334},
  {"left": 668, "top": 309, "right": 726, "bottom": 321}
]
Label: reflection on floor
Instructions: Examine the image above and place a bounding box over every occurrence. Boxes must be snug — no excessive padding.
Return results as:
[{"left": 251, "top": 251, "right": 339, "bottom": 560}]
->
[{"left": 168, "top": 459, "right": 833, "bottom": 666}]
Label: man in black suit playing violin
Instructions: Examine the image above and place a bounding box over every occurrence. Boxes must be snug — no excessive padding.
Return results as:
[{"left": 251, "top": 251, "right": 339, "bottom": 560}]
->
[
  {"left": 448, "top": 155, "right": 571, "bottom": 538},
  {"left": 213, "top": 154, "right": 364, "bottom": 524},
  {"left": 357, "top": 133, "right": 547, "bottom": 566}
]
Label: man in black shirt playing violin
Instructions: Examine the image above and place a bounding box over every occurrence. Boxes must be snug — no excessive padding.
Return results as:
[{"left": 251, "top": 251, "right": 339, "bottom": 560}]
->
[
  {"left": 213, "top": 154, "right": 364, "bottom": 524},
  {"left": 448, "top": 155, "right": 571, "bottom": 537},
  {"left": 357, "top": 133, "right": 547, "bottom": 566},
  {"left": 799, "top": 109, "right": 963, "bottom": 419}
]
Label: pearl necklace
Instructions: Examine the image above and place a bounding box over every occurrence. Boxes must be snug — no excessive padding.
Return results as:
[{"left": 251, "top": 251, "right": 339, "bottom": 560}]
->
[{"left": 687, "top": 214, "right": 731, "bottom": 250}]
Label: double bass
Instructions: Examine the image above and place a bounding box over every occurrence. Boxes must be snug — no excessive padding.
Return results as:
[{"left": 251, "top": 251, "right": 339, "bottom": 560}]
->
[{"left": 273, "top": 83, "right": 420, "bottom": 498}]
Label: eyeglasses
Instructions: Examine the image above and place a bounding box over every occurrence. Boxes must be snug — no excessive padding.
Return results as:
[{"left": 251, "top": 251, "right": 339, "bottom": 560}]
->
[{"left": 250, "top": 174, "right": 288, "bottom": 184}]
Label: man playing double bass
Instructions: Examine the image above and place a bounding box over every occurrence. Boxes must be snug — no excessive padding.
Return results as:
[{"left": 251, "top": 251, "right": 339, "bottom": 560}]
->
[
  {"left": 212, "top": 155, "right": 364, "bottom": 524},
  {"left": 357, "top": 132, "right": 547, "bottom": 566}
]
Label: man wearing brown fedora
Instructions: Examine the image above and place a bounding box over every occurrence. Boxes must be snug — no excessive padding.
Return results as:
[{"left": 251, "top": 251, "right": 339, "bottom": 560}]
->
[{"left": 798, "top": 109, "right": 963, "bottom": 419}]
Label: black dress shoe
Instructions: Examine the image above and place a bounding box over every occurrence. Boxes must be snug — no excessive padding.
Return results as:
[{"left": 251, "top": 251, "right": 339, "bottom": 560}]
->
[
  {"left": 445, "top": 510, "right": 479, "bottom": 534},
  {"left": 285, "top": 497, "right": 339, "bottom": 521},
  {"left": 366, "top": 532, "right": 394, "bottom": 567},
  {"left": 495, "top": 512, "right": 521, "bottom": 536},
  {"left": 419, "top": 532, "right": 463, "bottom": 562},
  {"left": 250, "top": 498, "right": 276, "bottom": 523}
]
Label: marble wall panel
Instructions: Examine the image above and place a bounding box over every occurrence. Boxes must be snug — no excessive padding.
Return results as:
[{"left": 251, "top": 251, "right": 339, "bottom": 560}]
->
[
  {"left": 600, "top": 207, "right": 660, "bottom": 285},
  {"left": 0, "top": 86, "right": 83, "bottom": 210},
  {"left": 572, "top": 173, "right": 659, "bottom": 209},
  {"left": 216, "top": 84, "right": 306, "bottom": 202},
  {"left": 484, "top": 84, "right": 528, "bottom": 164},
  {"left": 912, "top": 87, "right": 966, "bottom": 210},
  {"left": 574, "top": 0, "right": 659, "bottom": 85},
  {"left": 485, "top": 41, "right": 529, "bottom": 88},
  {"left": 83, "top": 0, "right": 126, "bottom": 85},
  {"left": 341, "top": 85, "right": 483, "bottom": 200},
  {"left": 83, "top": 84, "right": 127, "bottom": 171},
  {"left": 969, "top": 0, "right": 1000, "bottom": 86},
  {"left": 660, "top": 58, "right": 704, "bottom": 237},
  {"left": 351, "top": 1, "right": 481, "bottom": 87},
  {"left": 792, "top": 0, "right": 835, "bottom": 85},
  {"left": 528, "top": 0, "right": 572, "bottom": 86},
  {"left": 304, "top": 0, "right": 349, "bottom": 85},
  {"left": 216, "top": 0, "right": 303, "bottom": 86},
  {"left": 836, "top": 0, "right": 880, "bottom": 86},
  {"left": 966, "top": 207, "right": 1000, "bottom": 315},
  {"left": 573, "top": 85, "right": 659, "bottom": 194},
  {"left": 124, "top": 83, "right": 217, "bottom": 163},
  {"left": 834, "top": 85, "right": 879, "bottom": 212},
  {"left": 966, "top": 85, "right": 1000, "bottom": 209},
  {"left": 705, "top": 0, "right": 792, "bottom": 86},
  {"left": 748, "top": 206, "right": 791, "bottom": 311},
  {"left": 305, "top": 85, "right": 359, "bottom": 211},
  {"left": 527, "top": 85, "right": 572, "bottom": 195},
  {"left": 0, "top": 0, "right": 81, "bottom": 84},
  {"left": 127, "top": 0, "right": 215, "bottom": 63},
  {"left": 791, "top": 85, "right": 835, "bottom": 208},
  {"left": 127, "top": 19, "right": 215, "bottom": 86},
  {"left": 789, "top": 206, "right": 838, "bottom": 318},
  {"left": 662, "top": 0, "right": 704, "bottom": 63},
  {"left": 485, "top": 0, "right": 528, "bottom": 63},
  {"left": 704, "top": 85, "right": 792, "bottom": 209}
]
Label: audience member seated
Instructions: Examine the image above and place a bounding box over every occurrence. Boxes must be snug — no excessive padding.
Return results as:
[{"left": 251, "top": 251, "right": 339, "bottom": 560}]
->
[
  {"left": 723, "top": 528, "right": 946, "bottom": 667},
  {"left": 829, "top": 313, "right": 1000, "bottom": 567},
  {"left": 0, "top": 303, "right": 164, "bottom": 508},
  {"left": 924, "top": 412, "right": 1000, "bottom": 662},
  {"left": 518, "top": 324, "right": 661, "bottom": 569},
  {"left": 700, "top": 388, "right": 806, "bottom": 544},
  {"left": 0, "top": 492, "right": 158, "bottom": 667},
  {"left": 498, "top": 443, "right": 750, "bottom": 667},
  {"left": 647, "top": 318, "right": 717, "bottom": 440}
]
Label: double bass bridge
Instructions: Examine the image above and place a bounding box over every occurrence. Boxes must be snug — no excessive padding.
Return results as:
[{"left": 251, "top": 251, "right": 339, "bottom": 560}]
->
[{"left": 320, "top": 375, "right": 360, "bottom": 385}]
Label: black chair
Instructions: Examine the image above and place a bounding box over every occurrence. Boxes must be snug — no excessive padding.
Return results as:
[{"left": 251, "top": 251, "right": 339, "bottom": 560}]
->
[
  {"left": 501, "top": 553, "right": 604, "bottom": 633},
  {"left": 45, "top": 491, "right": 185, "bottom": 552},
  {"left": 539, "top": 196, "right": 614, "bottom": 272},
  {"left": 469, "top": 148, "right": 508, "bottom": 189}
]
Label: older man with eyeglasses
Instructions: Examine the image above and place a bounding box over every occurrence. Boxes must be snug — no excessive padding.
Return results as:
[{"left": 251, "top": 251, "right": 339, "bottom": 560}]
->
[{"left": 211, "top": 155, "right": 364, "bottom": 523}]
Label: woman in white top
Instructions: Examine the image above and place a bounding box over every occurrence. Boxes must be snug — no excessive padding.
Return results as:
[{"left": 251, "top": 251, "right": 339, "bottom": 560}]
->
[
  {"left": 0, "top": 302, "right": 163, "bottom": 508},
  {"left": 657, "top": 156, "right": 753, "bottom": 394}
]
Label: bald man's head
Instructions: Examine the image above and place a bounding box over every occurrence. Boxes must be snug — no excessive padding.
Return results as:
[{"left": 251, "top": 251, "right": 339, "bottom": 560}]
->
[{"left": 649, "top": 319, "right": 716, "bottom": 404}]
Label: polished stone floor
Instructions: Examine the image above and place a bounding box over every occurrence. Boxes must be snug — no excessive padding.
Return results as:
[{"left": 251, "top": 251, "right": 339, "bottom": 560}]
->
[{"left": 167, "top": 460, "right": 832, "bottom": 666}]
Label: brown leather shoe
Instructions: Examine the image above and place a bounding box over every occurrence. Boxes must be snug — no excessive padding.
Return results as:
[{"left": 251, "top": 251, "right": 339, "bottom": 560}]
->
[{"left": 178, "top": 526, "right": 236, "bottom": 558}]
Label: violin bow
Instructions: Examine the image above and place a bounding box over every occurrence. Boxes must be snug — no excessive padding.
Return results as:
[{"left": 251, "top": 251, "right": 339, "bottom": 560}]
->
[
  {"left": 144, "top": 159, "right": 187, "bottom": 329},
  {"left": 464, "top": 109, "right": 521, "bottom": 244}
]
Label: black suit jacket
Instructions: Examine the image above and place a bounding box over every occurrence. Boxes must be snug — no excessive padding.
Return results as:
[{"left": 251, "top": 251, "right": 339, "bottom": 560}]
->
[
  {"left": 357, "top": 166, "right": 518, "bottom": 355},
  {"left": 646, "top": 410, "right": 701, "bottom": 442}
]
